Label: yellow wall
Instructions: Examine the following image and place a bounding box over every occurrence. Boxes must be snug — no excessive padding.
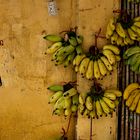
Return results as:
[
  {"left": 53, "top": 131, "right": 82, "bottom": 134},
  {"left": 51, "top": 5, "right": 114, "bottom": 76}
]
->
[{"left": 0, "top": 0, "right": 120, "bottom": 140}]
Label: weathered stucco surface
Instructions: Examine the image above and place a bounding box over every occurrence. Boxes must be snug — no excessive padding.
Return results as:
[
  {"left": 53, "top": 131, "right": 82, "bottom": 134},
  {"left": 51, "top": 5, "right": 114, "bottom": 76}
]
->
[{"left": 0, "top": 0, "right": 120, "bottom": 140}]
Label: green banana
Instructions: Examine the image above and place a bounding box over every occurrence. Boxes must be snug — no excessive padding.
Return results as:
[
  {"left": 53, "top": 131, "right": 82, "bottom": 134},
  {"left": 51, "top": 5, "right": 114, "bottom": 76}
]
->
[
  {"left": 53, "top": 96, "right": 65, "bottom": 111},
  {"left": 123, "top": 46, "right": 140, "bottom": 59},
  {"left": 76, "top": 44, "right": 83, "bottom": 55},
  {"left": 47, "top": 85, "right": 64, "bottom": 92},
  {"left": 69, "top": 36, "right": 77, "bottom": 46},
  {"left": 64, "top": 108, "right": 72, "bottom": 117},
  {"left": 72, "top": 94, "right": 79, "bottom": 105},
  {"left": 43, "top": 34, "right": 62, "bottom": 42},
  {"left": 71, "top": 104, "right": 78, "bottom": 113},
  {"left": 64, "top": 97, "right": 72, "bottom": 109},
  {"left": 64, "top": 52, "right": 76, "bottom": 67},
  {"left": 76, "top": 35, "right": 83, "bottom": 44}
]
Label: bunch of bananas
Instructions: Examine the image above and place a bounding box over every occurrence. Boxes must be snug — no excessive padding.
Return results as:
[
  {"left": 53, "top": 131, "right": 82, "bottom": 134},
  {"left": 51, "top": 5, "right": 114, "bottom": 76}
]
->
[
  {"left": 78, "top": 84, "right": 122, "bottom": 119},
  {"left": 73, "top": 44, "right": 121, "bottom": 80},
  {"left": 123, "top": 83, "right": 140, "bottom": 114},
  {"left": 47, "top": 83, "right": 79, "bottom": 117},
  {"left": 123, "top": 46, "right": 140, "bottom": 73},
  {"left": 43, "top": 30, "right": 83, "bottom": 67},
  {"left": 128, "top": 0, "right": 140, "bottom": 3},
  {"left": 106, "top": 15, "right": 140, "bottom": 46}
]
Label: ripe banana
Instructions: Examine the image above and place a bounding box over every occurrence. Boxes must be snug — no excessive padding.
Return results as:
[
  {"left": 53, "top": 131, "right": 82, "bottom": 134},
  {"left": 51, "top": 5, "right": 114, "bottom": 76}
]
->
[
  {"left": 85, "top": 96, "right": 93, "bottom": 111},
  {"left": 64, "top": 97, "right": 72, "bottom": 109},
  {"left": 93, "top": 60, "right": 101, "bottom": 80},
  {"left": 127, "top": 28, "right": 138, "bottom": 40},
  {"left": 100, "top": 56, "right": 113, "bottom": 71},
  {"left": 48, "top": 91, "right": 63, "bottom": 104},
  {"left": 102, "top": 96, "right": 115, "bottom": 109},
  {"left": 136, "top": 99, "right": 140, "bottom": 114},
  {"left": 95, "top": 99, "right": 103, "bottom": 117},
  {"left": 115, "top": 22, "right": 126, "bottom": 38},
  {"left": 102, "top": 49, "right": 116, "bottom": 65},
  {"left": 73, "top": 54, "right": 86, "bottom": 66},
  {"left": 104, "top": 92, "right": 116, "bottom": 100},
  {"left": 99, "top": 98, "right": 110, "bottom": 114},
  {"left": 46, "top": 42, "right": 63, "bottom": 54},
  {"left": 97, "top": 58, "right": 108, "bottom": 76},
  {"left": 129, "top": 93, "right": 140, "bottom": 111},
  {"left": 126, "top": 89, "right": 140, "bottom": 107},
  {"left": 105, "top": 89, "right": 122, "bottom": 97},
  {"left": 86, "top": 60, "right": 94, "bottom": 80},
  {"left": 123, "top": 83, "right": 139, "bottom": 100},
  {"left": 79, "top": 57, "right": 90, "bottom": 76},
  {"left": 103, "top": 45, "right": 120, "bottom": 55}
]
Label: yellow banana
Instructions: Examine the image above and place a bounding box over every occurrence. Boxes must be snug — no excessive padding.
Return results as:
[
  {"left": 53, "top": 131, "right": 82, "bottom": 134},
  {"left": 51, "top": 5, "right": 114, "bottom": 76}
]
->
[
  {"left": 79, "top": 57, "right": 90, "bottom": 76},
  {"left": 73, "top": 54, "right": 86, "bottom": 66},
  {"left": 131, "top": 25, "right": 140, "bottom": 36},
  {"left": 127, "top": 28, "right": 138, "bottom": 40},
  {"left": 115, "top": 55, "right": 121, "bottom": 62},
  {"left": 134, "top": 21, "right": 140, "bottom": 28},
  {"left": 104, "top": 92, "right": 116, "bottom": 100},
  {"left": 53, "top": 96, "right": 65, "bottom": 111},
  {"left": 97, "top": 58, "right": 108, "bottom": 76},
  {"left": 106, "top": 24, "right": 114, "bottom": 39},
  {"left": 63, "top": 87, "right": 77, "bottom": 97},
  {"left": 109, "top": 17, "right": 116, "bottom": 31},
  {"left": 126, "top": 89, "right": 140, "bottom": 107},
  {"left": 134, "top": 16, "right": 140, "bottom": 22},
  {"left": 95, "top": 99, "right": 103, "bottom": 117},
  {"left": 83, "top": 109, "right": 90, "bottom": 117},
  {"left": 116, "top": 36, "right": 123, "bottom": 46},
  {"left": 93, "top": 60, "right": 101, "bottom": 80},
  {"left": 136, "top": 99, "right": 140, "bottom": 114},
  {"left": 85, "top": 96, "right": 93, "bottom": 111},
  {"left": 99, "top": 98, "right": 110, "bottom": 114},
  {"left": 64, "top": 108, "right": 72, "bottom": 117},
  {"left": 89, "top": 110, "right": 96, "bottom": 119},
  {"left": 102, "top": 96, "right": 115, "bottom": 109},
  {"left": 74, "top": 65, "right": 79, "bottom": 73},
  {"left": 105, "top": 89, "right": 122, "bottom": 97},
  {"left": 115, "top": 22, "right": 126, "bottom": 38},
  {"left": 100, "top": 56, "right": 113, "bottom": 71},
  {"left": 86, "top": 60, "right": 94, "bottom": 80},
  {"left": 53, "top": 108, "right": 64, "bottom": 116},
  {"left": 64, "top": 97, "right": 72, "bottom": 109},
  {"left": 114, "top": 99, "right": 120, "bottom": 106},
  {"left": 102, "top": 49, "right": 116, "bottom": 65},
  {"left": 78, "top": 104, "right": 85, "bottom": 114},
  {"left": 103, "top": 44, "right": 120, "bottom": 55},
  {"left": 48, "top": 91, "right": 63, "bottom": 104},
  {"left": 123, "top": 83, "right": 139, "bottom": 100},
  {"left": 129, "top": 93, "right": 140, "bottom": 111},
  {"left": 110, "top": 32, "right": 118, "bottom": 44},
  {"left": 46, "top": 42, "right": 62, "bottom": 54}
]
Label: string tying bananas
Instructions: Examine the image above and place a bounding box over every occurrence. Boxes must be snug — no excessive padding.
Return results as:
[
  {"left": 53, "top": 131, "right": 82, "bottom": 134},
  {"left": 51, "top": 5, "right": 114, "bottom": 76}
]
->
[
  {"left": 123, "top": 46, "right": 140, "bottom": 73},
  {"left": 73, "top": 45, "right": 121, "bottom": 80},
  {"left": 106, "top": 15, "right": 140, "bottom": 46},
  {"left": 47, "top": 82, "right": 79, "bottom": 117},
  {"left": 123, "top": 83, "right": 140, "bottom": 114},
  {"left": 78, "top": 83, "right": 122, "bottom": 119},
  {"left": 44, "top": 29, "right": 83, "bottom": 67}
]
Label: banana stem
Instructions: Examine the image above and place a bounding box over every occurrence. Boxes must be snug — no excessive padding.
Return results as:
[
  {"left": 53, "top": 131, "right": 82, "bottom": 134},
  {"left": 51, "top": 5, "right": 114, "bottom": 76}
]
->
[{"left": 90, "top": 118, "right": 93, "bottom": 140}]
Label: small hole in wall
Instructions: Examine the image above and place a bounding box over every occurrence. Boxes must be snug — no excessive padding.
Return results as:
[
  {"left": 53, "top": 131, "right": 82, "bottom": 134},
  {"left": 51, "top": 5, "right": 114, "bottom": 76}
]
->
[{"left": 0, "top": 77, "right": 2, "bottom": 86}]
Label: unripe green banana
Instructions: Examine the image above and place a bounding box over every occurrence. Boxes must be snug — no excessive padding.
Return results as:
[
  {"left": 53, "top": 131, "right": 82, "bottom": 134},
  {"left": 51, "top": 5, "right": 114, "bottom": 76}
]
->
[
  {"left": 43, "top": 34, "right": 62, "bottom": 42},
  {"left": 71, "top": 104, "right": 78, "bottom": 113},
  {"left": 69, "top": 36, "right": 77, "bottom": 46},
  {"left": 76, "top": 35, "right": 83, "bottom": 44},
  {"left": 72, "top": 94, "right": 79, "bottom": 105},
  {"left": 53, "top": 96, "right": 65, "bottom": 111},
  {"left": 47, "top": 85, "right": 64, "bottom": 92},
  {"left": 64, "top": 108, "right": 72, "bottom": 117},
  {"left": 76, "top": 44, "right": 83, "bottom": 55}
]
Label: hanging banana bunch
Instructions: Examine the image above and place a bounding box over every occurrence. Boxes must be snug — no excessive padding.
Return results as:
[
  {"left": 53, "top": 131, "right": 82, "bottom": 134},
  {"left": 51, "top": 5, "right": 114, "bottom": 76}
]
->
[
  {"left": 47, "top": 82, "right": 79, "bottom": 117},
  {"left": 43, "top": 28, "right": 83, "bottom": 67},
  {"left": 123, "top": 45, "right": 140, "bottom": 73},
  {"left": 123, "top": 83, "right": 140, "bottom": 114},
  {"left": 106, "top": 14, "right": 140, "bottom": 46},
  {"left": 73, "top": 44, "right": 121, "bottom": 80},
  {"left": 78, "top": 82, "right": 122, "bottom": 119}
]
